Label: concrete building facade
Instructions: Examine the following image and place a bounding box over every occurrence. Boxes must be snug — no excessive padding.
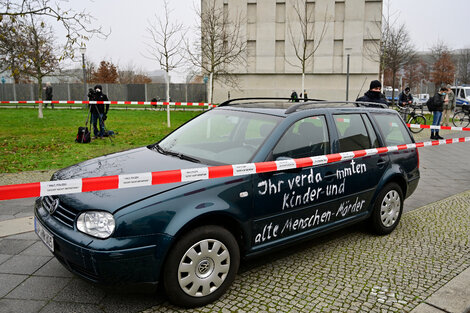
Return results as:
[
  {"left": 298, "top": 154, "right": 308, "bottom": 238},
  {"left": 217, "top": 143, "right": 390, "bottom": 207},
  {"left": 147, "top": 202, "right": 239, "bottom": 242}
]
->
[{"left": 208, "top": 0, "right": 383, "bottom": 102}]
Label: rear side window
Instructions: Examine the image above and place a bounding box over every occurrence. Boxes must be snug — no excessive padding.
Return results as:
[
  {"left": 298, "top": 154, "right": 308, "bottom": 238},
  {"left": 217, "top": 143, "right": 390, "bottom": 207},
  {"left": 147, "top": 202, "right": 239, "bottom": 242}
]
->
[
  {"left": 373, "top": 113, "right": 413, "bottom": 146},
  {"left": 273, "top": 116, "right": 329, "bottom": 160},
  {"left": 334, "top": 114, "right": 376, "bottom": 152}
]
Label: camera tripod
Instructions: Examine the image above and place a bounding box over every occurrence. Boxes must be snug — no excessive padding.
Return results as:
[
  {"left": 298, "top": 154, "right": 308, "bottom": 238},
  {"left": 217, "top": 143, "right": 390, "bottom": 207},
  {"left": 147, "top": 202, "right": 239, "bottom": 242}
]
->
[{"left": 88, "top": 104, "right": 113, "bottom": 143}]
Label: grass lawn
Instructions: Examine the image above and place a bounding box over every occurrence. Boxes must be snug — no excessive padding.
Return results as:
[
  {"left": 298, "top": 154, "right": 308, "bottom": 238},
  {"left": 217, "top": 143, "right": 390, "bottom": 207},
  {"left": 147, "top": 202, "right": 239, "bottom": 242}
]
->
[{"left": 0, "top": 108, "right": 202, "bottom": 173}]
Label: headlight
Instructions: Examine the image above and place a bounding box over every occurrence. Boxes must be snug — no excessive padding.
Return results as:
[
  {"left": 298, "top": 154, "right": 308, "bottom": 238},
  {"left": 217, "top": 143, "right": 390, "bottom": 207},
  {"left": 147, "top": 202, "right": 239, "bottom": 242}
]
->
[{"left": 77, "top": 211, "right": 115, "bottom": 239}]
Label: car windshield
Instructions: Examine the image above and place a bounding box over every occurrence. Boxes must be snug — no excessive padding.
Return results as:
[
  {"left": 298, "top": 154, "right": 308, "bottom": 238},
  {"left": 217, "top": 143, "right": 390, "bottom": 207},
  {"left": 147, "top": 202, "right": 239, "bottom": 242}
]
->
[{"left": 158, "top": 109, "right": 281, "bottom": 164}]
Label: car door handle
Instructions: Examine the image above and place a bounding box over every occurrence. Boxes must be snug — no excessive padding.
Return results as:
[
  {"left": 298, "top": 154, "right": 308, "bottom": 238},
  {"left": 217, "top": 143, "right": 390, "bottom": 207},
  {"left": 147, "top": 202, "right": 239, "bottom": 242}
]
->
[
  {"left": 324, "top": 171, "right": 336, "bottom": 182},
  {"left": 377, "top": 158, "right": 387, "bottom": 168}
]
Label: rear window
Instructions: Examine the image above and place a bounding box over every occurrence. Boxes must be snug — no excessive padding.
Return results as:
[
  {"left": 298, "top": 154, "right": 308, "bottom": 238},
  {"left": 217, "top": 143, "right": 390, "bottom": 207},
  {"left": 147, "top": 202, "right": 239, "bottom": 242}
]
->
[
  {"left": 334, "top": 114, "right": 378, "bottom": 153},
  {"left": 373, "top": 113, "right": 413, "bottom": 146}
]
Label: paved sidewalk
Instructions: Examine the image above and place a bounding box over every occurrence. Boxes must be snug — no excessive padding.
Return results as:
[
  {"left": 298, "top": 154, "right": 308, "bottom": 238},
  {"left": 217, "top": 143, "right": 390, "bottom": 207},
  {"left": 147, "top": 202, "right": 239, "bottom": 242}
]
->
[{"left": 0, "top": 129, "right": 469, "bottom": 312}]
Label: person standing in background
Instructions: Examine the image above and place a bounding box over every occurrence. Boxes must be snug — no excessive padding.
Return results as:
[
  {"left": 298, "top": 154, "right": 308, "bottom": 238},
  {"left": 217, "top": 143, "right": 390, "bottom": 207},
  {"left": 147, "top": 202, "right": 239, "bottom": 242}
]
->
[
  {"left": 430, "top": 87, "right": 446, "bottom": 140},
  {"left": 442, "top": 84, "right": 455, "bottom": 126},
  {"left": 44, "top": 82, "right": 53, "bottom": 109}
]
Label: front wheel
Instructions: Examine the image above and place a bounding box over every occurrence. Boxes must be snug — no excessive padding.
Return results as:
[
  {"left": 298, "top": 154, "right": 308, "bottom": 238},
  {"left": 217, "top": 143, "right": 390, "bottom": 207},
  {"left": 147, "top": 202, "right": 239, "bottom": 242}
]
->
[
  {"left": 408, "top": 115, "right": 426, "bottom": 133},
  {"left": 452, "top": 111, "right": 470, "bottom": 127},
  {"left": 371, "top": 183, "right": 403, "bottom": 235},
  {"left": 163, "top": 225, "right": 240, "bottom": 308}
]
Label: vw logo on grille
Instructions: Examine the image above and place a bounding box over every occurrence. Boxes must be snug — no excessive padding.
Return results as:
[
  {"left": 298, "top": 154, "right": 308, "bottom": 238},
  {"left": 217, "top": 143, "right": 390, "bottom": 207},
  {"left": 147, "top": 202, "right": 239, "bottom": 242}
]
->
[{"left": 49, "top": 199, "right": 59, "bottom": 215}]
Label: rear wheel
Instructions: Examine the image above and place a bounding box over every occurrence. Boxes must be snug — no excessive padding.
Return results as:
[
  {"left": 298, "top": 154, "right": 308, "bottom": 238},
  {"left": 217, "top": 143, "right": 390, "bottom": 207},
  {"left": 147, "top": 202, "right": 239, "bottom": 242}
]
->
[
  {"left": 408, "top": 115, "right": 426, "bottom": 133},
  {"left": 452, "top": 111, "right": 470, "bottom": 127},
  {"left": 163, "top": 225, "right": 240, "bottom": 308},
  {"left": 371, "top": 183, "right": 403, "bottom": 235}
]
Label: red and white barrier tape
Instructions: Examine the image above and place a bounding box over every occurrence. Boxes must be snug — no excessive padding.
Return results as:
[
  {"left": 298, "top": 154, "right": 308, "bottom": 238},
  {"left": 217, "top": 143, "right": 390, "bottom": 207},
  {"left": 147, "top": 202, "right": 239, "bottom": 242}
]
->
[
  {"left": 407, "top": 124, "right": 470, "bottom": 132},
  {"left": 0, "top": 100, "right": 215, "bottom": 107},
  {"left": 1, "top": 136, "right": 469, "bottom": 201}
]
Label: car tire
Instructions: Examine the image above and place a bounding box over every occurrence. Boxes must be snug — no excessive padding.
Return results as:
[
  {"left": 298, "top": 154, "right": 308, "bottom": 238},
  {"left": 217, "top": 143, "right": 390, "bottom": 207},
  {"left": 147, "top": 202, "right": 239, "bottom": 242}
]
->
[
  {"left": 163, "top": 225, "right": 240, "bottom": 308},
  {"left": 371, "top": 183, "right": 403, "bottom": 235}
]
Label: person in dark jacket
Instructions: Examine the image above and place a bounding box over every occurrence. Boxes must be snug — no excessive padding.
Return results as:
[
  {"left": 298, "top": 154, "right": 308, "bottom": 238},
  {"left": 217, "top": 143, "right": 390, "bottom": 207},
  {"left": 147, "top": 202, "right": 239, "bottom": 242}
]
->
[
  {"left": 398, "top": 87, "right": 413, "bottom": 107},
  {"left": 290, "top": 90, "right": 299, "bottom": 102},
  {"left": 44, "top": 82, "right": 53, "bottom": 109},
  {"left": 356, "top": 80, "right": 388, "bottom": 107},
  {"left": 89, "top": 85, "right": 109, "bottom": 139},
  {"left": 430, "top": 87, "right": 446, "bottom": 140}
]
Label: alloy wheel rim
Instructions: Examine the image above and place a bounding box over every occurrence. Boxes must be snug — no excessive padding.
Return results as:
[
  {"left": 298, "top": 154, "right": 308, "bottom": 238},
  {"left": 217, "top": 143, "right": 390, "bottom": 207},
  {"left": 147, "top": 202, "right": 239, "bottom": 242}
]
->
[
  {"left": 380, "top": 190, "right": 401, "bottom": 227},
  {"left": 177, "top": 239, "right": 230, "bottom": 297}
]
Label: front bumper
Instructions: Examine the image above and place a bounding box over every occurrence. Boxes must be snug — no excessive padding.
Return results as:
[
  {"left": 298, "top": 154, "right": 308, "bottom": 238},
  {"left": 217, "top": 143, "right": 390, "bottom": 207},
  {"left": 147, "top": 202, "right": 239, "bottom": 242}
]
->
[{"left": 34, "top": 198, "right": 173, "bottom": 284}]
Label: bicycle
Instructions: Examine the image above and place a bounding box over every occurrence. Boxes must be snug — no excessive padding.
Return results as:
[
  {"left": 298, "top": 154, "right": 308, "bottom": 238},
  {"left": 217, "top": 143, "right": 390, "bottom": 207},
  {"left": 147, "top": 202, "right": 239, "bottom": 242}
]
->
[
  {"left": 452, "top": 104, "right": 470, "bottom": 128},
  {"left": 399, "top": 103, "right": 427, "bottom": 133}
]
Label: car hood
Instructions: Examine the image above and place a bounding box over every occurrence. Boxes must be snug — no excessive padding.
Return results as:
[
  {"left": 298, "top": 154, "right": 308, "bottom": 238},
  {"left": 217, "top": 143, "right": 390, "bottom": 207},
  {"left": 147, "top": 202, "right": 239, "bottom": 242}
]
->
[{"left": 52, "top": 146, "right": 203, "bottom": 213}]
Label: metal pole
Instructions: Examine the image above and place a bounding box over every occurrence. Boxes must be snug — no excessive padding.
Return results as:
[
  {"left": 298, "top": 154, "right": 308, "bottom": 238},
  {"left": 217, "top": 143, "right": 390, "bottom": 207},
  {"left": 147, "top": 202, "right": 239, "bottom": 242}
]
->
[
  {"left": 346, "top": 53, "right": 350, "bottom": 101},
  {"left": 81, "top": 53, "right": 87, "bottom": 101}
]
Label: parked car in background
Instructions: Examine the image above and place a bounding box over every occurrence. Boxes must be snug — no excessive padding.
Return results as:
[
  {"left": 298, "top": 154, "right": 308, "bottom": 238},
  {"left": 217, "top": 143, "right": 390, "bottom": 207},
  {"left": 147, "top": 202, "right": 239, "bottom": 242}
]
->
[
  {"left": 451, "top": 86, "right": 470, "bottom": 107},
  {"left": 34, "top": 98, "right": 420, "bottom": 308},
  {"left": 384, "top": 86, "right": 399, "bottom": 105},
  {"left": 414, "top": 94, "right": 430, "bottom": 106}
]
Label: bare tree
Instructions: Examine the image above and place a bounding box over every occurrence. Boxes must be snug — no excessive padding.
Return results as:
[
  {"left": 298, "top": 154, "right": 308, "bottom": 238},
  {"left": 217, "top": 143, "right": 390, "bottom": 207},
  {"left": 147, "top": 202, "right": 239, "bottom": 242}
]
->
[
  {"left": 0, "top": 0, "right": 108, "bottom": 56},
  {"left": 431, "top": 51, "right": 455, "bottom": 88},
  {"left": 381, "top": 23, "right": 415, "bottom": 105},
  {"left": 402, "top": 56, "right": 420, "bottom": 90},
  {"left": 186, "top": 0, "right": 246, "bottom": 103},
  {"left": 143, "top": 0, "right": 185, "bottom": 127},
  {"left": 429, "top": 41, "right": 455, "bottom": 88},
  {"left": 21, "top": 15, "right": 60, "bottom": 118},
  {"left": 430, "top": 40, "right": 449, "bottom": 62},
  {"left": 0, "top": 16, "right": 29, "bottom": 83},
  {"left": 287, "top": 0, "right": 329, "bottom": 94},
  {"left": 363, "top": 0, "right": 401, "bottom": 84},
  {"left": 118, "top": 62, "right": 152, "bottom": 84}
]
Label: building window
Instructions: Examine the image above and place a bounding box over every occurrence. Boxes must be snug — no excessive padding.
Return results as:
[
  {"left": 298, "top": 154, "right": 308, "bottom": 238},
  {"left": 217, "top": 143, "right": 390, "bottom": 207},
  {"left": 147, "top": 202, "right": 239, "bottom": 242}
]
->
[
  {"left": 247, "top": 40, "right": 256, "bottom": 72},
  {"left": 335, "top": 1, "right": 345, "bottom": 21},
  {"left": 276, "top": 3, "right": 285, "bottom": 23},
  {"left": 275, "top": 40, "right": 285, "bottom": 72},
  {"left": 247, "top": 3, "right": 257, "bottom": 24}
]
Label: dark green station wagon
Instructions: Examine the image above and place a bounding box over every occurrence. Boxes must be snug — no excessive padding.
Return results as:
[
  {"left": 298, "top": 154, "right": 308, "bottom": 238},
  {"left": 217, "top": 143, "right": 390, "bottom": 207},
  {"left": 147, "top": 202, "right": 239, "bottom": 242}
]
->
[{"left": 34, "top": 99, "right": 420, "bottom": 307}]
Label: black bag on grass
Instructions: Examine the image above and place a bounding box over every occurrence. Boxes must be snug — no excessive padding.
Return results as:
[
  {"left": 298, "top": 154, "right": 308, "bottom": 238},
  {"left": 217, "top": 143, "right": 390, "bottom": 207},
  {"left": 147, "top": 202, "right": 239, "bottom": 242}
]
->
[{"left": 75, "top": 127, "right": 91, "bottom": 143}]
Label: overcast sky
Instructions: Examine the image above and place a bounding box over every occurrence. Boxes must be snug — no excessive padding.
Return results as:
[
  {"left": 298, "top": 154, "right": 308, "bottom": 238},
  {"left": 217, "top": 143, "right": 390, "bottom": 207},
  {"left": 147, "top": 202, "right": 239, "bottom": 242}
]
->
[{"left": 55, "top": 0, "right": 470, "bottom": 82}]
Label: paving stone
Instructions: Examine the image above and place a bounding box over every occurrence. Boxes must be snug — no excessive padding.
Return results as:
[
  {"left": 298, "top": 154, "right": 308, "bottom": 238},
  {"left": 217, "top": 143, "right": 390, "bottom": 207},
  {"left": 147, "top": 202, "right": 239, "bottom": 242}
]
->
[
  {"left": 34, "top": 257, "right": 74, "bottom": 278},
  {"left": 53, "top": 279, "right": 106, "bottom": 304},
  {"left": 0, "top": 254, "right": 11, "bottom": 265},
  {"left": 0, "top": 299, "right": 46, "bottom": 313},
  {"left": 19, "top": 241, "right": 53, "bottom": 257},
  {"left": 6, "top": 232, "right": 38, "bottom": 240},
  {"left": 0, "top": 273, "right": 28, "bottom": 297},
  {"left": 6, "top": 276, "right": 71, "bottom": 300},
  {"left": 100, "top": 292, "right": 165, "bottom": 313},
  {"left": 39, "top": 301, "right": 102, "bottom": 313},
  {"left": 0, "top": 238, "right": 36, "bottom": 255},
  {"left": 0, "top": 255, "right": 51, "bottom": 275}
]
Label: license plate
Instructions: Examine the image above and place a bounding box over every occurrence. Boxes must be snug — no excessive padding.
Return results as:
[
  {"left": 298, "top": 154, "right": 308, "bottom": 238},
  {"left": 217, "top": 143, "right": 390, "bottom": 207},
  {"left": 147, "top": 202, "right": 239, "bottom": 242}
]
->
[{"left": 34, "top": 217, "right": 54, "bottom": 252}]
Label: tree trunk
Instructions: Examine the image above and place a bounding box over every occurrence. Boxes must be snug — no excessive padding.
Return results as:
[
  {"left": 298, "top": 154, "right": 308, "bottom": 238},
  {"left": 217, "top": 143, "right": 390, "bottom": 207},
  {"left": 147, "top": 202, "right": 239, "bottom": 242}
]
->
[
  {"left": 391, "top": 72, "right": 396, "bottom": 106},
  {"left": 37, "top": 77, "right": 43, "bottom": 119},
  {"left": 301, "top": 72, "right": 305, "bottom": 99},
  {"left": 166, "top": 71, "right": 171, "bottom": 128},
  {"left": 208, "top": 72, "right": 213, "bottom": 104}
]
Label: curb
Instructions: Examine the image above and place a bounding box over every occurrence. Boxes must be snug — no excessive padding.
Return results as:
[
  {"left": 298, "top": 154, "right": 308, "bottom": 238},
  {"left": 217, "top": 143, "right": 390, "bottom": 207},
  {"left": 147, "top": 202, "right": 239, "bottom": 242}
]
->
[{"left": 0, "top": 216, "right": 34, "bottom": 237}]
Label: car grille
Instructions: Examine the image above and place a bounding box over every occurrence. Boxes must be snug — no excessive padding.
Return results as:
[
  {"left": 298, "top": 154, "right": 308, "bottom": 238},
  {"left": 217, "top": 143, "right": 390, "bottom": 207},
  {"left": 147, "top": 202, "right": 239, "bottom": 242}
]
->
[{"left": 42, "top": 196, "right": 78, "bottom": 228}]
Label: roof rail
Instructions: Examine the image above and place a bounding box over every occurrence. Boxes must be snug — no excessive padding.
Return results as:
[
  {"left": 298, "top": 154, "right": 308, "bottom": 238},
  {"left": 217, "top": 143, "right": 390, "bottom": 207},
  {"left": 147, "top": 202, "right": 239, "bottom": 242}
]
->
[
  {"left": 218, "top": 97, "right": 322, "bottom": 107},
  {"left": 285, "top": 100, "right": 388, "bottom": 114}
]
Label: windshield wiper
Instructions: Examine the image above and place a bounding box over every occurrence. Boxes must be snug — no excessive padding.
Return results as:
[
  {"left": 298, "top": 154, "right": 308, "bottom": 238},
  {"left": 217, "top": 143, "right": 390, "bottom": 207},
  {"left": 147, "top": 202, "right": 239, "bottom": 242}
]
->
[
  {"left": 153, "top": 144, "right": 200, "bottom": 163},
  {"left": 176, "top": 153, "right": 201, "bottom": 163},
  {"left": 152, "top": 143, "right": 168, "bottom": 155}
]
